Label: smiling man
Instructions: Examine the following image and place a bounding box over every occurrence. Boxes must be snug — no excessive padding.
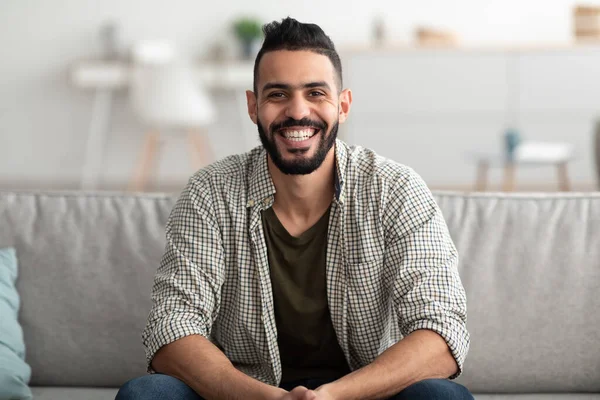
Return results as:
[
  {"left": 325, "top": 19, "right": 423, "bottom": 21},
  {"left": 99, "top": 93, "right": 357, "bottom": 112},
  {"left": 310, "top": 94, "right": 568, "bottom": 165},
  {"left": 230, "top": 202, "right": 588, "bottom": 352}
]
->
[{"left": 116, "top": 17, "right": 473, "bottom": 400}]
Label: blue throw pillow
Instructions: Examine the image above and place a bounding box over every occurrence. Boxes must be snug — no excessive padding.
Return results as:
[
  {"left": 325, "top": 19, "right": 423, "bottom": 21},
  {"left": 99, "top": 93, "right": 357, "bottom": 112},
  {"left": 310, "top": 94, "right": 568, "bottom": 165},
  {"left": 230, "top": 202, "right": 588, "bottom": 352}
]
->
[{"left": 0, "top": 248, "right": 33, "bottom": 400}]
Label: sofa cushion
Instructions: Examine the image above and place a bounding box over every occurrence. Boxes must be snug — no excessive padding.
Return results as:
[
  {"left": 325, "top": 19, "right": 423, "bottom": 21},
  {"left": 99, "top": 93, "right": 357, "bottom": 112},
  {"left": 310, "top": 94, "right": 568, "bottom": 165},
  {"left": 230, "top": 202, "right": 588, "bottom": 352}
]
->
[
  {"left": 436, "top": 192, "right": 600, "bottom": 393},
  {"left": 0, "top": 192, "right": 175, "bottom": 387},
  {"left": 31, "top": 387, "right": 118, "bottom": 400},
  {"left": 1, "top": 190, "right": 599, "bottom": 393},
  {"left": 27, "top": 388, "right": 600, "bottom": 400},
  {"left": 0, "top": 247, "right": 33, "bottom": 399},
  {"left": 475, "top": 395, "right": 600, "bottom": 400}
]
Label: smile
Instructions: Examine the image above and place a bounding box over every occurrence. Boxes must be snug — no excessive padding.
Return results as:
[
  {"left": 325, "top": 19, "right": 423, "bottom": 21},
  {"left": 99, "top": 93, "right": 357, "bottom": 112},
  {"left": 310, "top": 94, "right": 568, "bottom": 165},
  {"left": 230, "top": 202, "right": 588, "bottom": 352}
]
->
[{"left": 278, "top": 128, "right": 318, "bottom": 142}]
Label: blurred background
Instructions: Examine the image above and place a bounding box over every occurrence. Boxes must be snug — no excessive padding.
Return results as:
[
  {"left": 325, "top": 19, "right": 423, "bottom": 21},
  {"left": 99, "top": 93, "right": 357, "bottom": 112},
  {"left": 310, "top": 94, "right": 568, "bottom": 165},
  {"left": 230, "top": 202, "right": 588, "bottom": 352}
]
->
[{"left": 2, "top": 0, "right": 600, "bottom": 193}]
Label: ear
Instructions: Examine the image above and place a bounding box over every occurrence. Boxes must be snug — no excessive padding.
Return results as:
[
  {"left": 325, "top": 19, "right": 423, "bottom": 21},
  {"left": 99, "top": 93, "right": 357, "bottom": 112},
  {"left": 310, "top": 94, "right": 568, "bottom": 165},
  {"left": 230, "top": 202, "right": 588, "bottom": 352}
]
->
[
  {"left": 338, "top": 89, "right": 352, "bottom": 124},
  {"left": 246, "top": 90, "right": 258, "bottom": 124}
]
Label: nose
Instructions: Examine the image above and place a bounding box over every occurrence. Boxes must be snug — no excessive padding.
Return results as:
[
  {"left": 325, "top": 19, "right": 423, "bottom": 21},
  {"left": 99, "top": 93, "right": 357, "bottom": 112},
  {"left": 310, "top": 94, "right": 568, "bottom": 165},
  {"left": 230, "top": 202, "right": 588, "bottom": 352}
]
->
[{"left": 284, "top": 94, "right": 311, "bottom": 121}]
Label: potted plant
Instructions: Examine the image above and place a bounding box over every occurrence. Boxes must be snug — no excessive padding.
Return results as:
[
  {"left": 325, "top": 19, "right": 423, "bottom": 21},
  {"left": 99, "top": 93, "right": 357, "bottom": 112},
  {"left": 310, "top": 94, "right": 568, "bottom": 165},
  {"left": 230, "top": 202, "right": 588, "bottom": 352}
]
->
[{"left": 233, "top": 17, "right": 263, "bottom": 60}]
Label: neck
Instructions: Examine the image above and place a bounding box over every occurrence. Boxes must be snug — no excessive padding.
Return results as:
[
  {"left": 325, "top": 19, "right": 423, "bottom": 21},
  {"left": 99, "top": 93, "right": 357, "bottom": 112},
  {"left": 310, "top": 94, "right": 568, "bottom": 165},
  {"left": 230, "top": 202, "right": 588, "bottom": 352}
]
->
[{"left": 268, "top": 147, "right": 336, "bottom": 222}]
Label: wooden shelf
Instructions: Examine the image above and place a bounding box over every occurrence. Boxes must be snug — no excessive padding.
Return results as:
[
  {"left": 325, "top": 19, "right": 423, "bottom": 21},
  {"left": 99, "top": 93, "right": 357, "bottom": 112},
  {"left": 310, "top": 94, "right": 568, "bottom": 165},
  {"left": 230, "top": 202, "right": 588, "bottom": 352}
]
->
[{"left": 339, "top": 41, "right": 600, "bottom": 55}]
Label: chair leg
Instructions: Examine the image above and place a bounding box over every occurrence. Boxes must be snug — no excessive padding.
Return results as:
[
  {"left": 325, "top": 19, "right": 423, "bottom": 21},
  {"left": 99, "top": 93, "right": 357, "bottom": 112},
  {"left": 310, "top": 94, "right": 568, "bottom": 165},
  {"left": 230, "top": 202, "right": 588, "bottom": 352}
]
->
[
  {"left": 129, "top": 131, "right": 160, "bottom": 192},
  {"left": 502, "top": 163, "right": 516, "bottom": 192},
  {"left": 474, "top": 161, "right": 489, "bottom": 191},
  {"left": 557, "top": 162, "right": 571, "bottom": 191},
  {"left": 187, "top": 129, "right": 214, "bottom": 171}
]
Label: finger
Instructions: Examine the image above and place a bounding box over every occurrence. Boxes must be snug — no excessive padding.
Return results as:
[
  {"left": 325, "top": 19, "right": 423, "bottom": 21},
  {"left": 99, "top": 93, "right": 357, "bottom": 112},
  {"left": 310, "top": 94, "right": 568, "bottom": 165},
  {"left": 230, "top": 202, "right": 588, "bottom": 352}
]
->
[
  {"left": 302, "top": 390, "right": 318, "bottom": 400},
  {"left": 289, "top": 386, "right": 309, "bottom": 399},
  {"left": 290, "top": 386, "right": 309, "bottom": 394}
]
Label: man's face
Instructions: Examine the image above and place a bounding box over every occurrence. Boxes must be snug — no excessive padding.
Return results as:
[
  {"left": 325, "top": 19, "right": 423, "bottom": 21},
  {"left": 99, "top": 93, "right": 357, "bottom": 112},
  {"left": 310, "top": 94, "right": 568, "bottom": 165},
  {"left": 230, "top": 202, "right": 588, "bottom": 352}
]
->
[{"left": 247, "top": 50, "right": 351, "bottom": 175}]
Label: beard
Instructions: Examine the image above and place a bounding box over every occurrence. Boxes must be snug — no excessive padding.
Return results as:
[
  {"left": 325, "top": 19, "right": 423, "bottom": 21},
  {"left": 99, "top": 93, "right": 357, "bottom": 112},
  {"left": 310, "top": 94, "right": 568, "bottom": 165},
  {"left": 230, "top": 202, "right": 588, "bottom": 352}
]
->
[{"left": 257, "top": 115, "right": 339, "bottom": 175}]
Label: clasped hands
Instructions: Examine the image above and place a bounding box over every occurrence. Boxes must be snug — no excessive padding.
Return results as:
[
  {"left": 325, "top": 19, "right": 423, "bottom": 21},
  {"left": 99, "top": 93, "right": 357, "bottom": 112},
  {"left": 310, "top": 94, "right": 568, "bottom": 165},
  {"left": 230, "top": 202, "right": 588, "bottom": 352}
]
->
[{"left": 276, "top": 384, "right": 334, "bottom": 400}]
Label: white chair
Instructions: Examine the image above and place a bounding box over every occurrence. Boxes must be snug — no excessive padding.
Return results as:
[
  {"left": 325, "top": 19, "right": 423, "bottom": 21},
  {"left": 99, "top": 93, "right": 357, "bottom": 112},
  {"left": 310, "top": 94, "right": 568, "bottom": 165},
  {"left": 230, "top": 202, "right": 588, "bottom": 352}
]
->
[{"left": 128, "top": 41, "right": 215, "bottom": 191}]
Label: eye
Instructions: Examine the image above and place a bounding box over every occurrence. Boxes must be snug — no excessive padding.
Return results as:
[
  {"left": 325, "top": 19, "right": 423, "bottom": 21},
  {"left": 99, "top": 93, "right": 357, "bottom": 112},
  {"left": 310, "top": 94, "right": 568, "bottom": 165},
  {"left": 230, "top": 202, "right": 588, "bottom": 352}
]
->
[
  {"left": 309, "top": 91, "right": 325, "bottom": 97},
  {"left": 268, "top": 92, "right": 286, "bottom": 98}
]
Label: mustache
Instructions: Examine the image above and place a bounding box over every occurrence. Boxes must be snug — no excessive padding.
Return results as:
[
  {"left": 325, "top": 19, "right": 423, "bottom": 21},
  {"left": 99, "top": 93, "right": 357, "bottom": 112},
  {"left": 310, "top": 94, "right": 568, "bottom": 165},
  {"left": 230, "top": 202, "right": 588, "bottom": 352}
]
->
[{"left": 270, "top": 117, "right": 327, "bottom": 133}]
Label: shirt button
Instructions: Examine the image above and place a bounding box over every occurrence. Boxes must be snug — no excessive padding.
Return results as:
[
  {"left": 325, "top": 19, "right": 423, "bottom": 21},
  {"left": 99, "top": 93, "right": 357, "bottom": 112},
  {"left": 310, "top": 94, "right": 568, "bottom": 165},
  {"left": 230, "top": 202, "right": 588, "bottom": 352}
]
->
[{"left": 247, "top": 199, "right": 255, "bottom": 207}]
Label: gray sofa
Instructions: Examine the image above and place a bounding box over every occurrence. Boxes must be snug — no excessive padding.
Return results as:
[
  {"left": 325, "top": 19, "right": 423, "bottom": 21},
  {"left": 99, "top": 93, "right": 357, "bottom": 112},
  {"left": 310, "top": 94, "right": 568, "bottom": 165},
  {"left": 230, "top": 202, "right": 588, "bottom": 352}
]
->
[{"left": 0, "top": 190, "right": 599, "bottom": 399}]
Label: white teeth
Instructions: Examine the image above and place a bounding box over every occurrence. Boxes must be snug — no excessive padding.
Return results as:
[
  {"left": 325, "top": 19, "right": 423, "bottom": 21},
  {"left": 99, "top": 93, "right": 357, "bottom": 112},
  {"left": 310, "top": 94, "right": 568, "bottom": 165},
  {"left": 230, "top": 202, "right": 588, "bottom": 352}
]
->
[{"left": 282, "top": 129, "right": 316, "bottom": 141}]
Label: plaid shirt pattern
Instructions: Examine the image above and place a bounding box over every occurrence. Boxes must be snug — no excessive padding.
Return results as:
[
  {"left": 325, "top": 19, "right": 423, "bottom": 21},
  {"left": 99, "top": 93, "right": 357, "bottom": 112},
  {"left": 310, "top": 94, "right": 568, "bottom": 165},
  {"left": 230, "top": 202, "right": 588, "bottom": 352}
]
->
[{"left": 142, "top": 140, "right": 470, "bottom": 385}]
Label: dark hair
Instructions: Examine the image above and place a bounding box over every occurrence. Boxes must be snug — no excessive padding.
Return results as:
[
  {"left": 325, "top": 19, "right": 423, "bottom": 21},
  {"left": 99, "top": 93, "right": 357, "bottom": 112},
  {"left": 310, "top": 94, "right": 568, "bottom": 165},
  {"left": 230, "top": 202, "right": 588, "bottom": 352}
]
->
[{"left": 253, "top": 17, "right": 343, "bottom": 93}]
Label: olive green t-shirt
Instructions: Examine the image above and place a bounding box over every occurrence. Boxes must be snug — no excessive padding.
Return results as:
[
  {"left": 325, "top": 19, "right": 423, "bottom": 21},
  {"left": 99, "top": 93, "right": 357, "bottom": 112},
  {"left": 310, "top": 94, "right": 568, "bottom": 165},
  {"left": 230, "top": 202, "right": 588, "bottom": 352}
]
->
[{"left": 261, "top": 206, "right": 350, "bottom": 383}]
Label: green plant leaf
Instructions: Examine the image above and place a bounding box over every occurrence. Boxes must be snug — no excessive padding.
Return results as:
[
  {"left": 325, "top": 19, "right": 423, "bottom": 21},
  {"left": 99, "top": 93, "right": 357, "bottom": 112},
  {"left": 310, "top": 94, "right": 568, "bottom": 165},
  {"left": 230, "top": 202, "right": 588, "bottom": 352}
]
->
[{"left": 233, "top": 17, "right": 263, "bottom": 41}]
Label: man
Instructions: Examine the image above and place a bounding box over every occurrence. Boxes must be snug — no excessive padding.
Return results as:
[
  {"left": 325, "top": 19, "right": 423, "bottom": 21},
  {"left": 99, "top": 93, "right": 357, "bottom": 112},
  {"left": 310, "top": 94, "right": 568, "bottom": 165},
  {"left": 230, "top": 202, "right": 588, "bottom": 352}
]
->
[{"left": 117, "top": 17, "right": 473, "bottom": 400}]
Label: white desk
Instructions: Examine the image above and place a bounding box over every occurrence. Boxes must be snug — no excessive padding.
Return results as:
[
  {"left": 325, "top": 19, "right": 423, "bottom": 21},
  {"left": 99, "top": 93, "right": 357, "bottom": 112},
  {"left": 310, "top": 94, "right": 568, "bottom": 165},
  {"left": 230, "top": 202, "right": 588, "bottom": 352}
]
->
[
  {"left": 70, "top": 60, "right": 254, "bottom": 190},
  {"left": 70, "top": 60, "right": 254, "bottom": 90},
  {"left": 468, "top": 142, "right": 575, "bottom": 191}
]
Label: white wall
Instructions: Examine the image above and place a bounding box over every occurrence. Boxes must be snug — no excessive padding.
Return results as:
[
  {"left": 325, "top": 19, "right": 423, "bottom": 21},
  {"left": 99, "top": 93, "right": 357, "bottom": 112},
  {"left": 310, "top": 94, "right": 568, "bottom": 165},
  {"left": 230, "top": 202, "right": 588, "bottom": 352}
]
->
[
  {"left": 1, "top": 0, "right": 599, "bottom": 191},
  {"left": 344, "top": 47, "right": 600, "bottom": 189}
]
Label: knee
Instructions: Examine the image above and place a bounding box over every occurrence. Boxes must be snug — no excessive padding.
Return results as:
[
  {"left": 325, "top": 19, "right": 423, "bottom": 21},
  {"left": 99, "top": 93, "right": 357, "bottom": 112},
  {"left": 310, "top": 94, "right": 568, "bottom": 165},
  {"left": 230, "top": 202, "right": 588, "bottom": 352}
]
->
[
  {"left": 115, "top": 374, "right": 186, "bottom": 400},
  {"left": 116, "top": 375, "right": 158, "bottom": 400},
  {"left": 394, "top": 379, "right": 474, "bottom": 400}
]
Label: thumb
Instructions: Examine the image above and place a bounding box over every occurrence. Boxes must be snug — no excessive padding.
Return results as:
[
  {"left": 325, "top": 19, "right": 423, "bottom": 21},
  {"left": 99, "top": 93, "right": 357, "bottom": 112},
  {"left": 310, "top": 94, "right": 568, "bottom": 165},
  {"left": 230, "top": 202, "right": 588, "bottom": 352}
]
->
[{"left": 289, "top": 386, "right": 309, "bottom": 399}]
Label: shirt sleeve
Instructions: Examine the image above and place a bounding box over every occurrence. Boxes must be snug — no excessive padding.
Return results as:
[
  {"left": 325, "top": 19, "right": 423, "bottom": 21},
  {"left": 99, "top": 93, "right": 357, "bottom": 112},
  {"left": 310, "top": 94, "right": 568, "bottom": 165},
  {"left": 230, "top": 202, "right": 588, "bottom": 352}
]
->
[
  {"left": 384, "top": 169, "right": 470, "bottom": 379},
  {"left": 141, "top": 176, "right": 226, "bottom": 372}
]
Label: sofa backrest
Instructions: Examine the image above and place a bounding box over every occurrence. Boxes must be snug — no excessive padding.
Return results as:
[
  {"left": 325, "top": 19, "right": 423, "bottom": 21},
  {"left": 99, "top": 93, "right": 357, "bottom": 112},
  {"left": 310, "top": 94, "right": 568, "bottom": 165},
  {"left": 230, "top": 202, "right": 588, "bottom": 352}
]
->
[
  {"left": 437, "top": 192, "right": 600, "bottom": 393},
  {"left": 0, "top": 191, "right": 599, "bottom": 392},
  {"left": 0, "top": 192, "right": 174, "bottom": 387}
]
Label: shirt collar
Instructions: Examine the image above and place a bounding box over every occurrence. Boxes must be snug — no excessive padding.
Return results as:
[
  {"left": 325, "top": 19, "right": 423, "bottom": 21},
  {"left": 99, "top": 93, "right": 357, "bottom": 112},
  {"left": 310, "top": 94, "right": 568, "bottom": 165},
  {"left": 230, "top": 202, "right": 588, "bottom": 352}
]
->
[
  {"left": 246, "top": 148, "right": 276, "bottom": 208},
  {"left": 333, "top": 139, "right": 348, "bottom": 204},
  {"left": 246, "top": 139, "right": 348, "bottom": 208}
]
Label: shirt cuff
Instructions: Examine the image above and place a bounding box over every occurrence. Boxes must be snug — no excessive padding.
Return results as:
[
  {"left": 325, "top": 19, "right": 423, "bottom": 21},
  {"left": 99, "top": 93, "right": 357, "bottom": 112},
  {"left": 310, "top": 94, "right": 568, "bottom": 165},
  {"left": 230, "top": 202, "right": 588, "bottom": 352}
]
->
[
  {"left": 405, "top": 320, "right": 470, "bottom": 379},
  {"left": 142, "top": 312, "right": 210, "bottom": 373}
]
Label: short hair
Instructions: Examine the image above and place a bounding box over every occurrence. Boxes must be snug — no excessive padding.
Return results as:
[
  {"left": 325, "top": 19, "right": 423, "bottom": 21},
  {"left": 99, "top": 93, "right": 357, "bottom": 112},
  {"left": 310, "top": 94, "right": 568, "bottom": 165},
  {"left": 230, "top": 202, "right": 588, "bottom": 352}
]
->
[{"left": 253, "top": 17, "right": 343, "bottom": 93}]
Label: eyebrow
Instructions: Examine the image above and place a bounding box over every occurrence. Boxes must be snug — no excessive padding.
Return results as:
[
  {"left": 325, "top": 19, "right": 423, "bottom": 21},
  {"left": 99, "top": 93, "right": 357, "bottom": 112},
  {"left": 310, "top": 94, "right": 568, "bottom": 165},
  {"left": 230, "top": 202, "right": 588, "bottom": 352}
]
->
[{"left": 262, "top": 81, "right": 331, "bottom": 92}]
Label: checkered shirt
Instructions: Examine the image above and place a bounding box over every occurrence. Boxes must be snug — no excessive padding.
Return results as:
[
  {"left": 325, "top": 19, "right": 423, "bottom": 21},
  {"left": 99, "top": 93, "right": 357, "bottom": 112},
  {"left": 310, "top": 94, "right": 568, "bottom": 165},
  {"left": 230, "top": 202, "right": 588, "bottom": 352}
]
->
[{"left": 142, "top": 139, "right": 470, "bottom": 385}]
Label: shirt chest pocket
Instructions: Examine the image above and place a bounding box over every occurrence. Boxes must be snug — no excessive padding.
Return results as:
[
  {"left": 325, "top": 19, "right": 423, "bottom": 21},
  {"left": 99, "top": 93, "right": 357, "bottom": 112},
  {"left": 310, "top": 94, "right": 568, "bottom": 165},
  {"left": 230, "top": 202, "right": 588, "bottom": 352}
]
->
[
  {"left": 345, "top": 256, "right": 386, "bottom": 293},
  {"left": 344, "top": 257, "right": 395, "bottom": 341},
  {"left": 343, "top": 231, "right": 386, "bottom": 266}
]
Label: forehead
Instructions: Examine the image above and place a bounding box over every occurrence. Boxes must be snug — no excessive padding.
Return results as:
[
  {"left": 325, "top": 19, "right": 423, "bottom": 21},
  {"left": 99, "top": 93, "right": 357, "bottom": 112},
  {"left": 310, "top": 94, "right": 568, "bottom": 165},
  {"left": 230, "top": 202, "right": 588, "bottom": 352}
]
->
[{"left": 257, "top": 50, "right": 336, "bottom": 90}]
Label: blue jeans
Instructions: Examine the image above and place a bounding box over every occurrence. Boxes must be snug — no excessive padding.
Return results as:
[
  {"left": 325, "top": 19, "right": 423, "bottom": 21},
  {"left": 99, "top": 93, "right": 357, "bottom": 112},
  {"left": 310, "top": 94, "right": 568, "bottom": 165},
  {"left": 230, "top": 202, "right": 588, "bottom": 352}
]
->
[{"left": 116, "top": 373, "right": 474, "bottom": 399}]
